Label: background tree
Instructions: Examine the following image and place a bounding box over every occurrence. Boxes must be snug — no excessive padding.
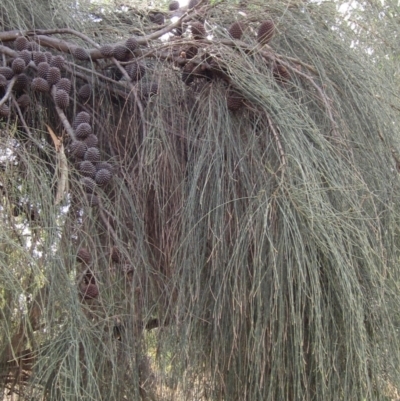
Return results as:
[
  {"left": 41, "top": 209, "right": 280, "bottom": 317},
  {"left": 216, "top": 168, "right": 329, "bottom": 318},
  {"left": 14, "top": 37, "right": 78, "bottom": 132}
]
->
[{"left": 0, "top": 0, "right": 400, "bottom": 400}]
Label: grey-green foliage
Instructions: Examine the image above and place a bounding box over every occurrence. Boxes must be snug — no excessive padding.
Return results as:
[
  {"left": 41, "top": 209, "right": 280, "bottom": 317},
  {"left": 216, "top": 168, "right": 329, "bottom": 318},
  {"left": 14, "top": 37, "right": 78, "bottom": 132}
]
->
[{"left": 1, "top": 0, "right": 400, "bottom": 400}]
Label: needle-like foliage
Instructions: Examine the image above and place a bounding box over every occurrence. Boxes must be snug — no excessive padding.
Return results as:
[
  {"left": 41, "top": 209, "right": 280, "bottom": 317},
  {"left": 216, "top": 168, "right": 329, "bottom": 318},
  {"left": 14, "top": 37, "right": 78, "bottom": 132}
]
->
[{"left": 0, "top": 0, "right": 400, "bottom": 400}]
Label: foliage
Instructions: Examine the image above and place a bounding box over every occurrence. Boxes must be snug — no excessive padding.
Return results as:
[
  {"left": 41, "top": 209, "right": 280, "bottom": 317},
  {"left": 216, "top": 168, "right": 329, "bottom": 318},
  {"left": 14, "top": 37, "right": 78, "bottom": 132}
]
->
[{"left": 0, "top": 0, "right": 400, "bottom": 400}]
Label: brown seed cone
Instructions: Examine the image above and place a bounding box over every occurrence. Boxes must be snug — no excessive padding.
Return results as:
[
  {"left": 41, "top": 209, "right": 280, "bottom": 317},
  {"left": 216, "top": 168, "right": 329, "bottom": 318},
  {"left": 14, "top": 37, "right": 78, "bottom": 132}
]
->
[
  {"left": 31, "top": 77, "right": 50, "bottom": 93},
  {"left": 15, "top": 36, "right": 29, "bottom": 51},
  {"left": 84, "top": 147, "right": 101, "bottom": 163},
  {"left": 257, "top": 19, "right": 275, "bottom": 45},
  {"left": 111, "top": 246, "right": 121, "bottom": 263},
  {"left": 56, "top": 78, "right": 72, "bottom": 93},
  {"left": 86, "top": 193, "right": 99, "bottom": 207},
  {"left": 73, "top": 47, "right": 90, "bottom": 61},
  {"left": 11, "top": 57, "right": 26, "bottom": 74},
  {"left": 169, "top": 1, "right": 180, "bottom": 11},
  {"left": 95, "top": 168, "right": 112, "bottom": 186},
  {"left": 227, "top": 88, "right": 243, "bottom": 111},
  {"left": 273, "top": 63, "right": 291, "bottom": 82},
  {"left": 78, "top": 84, "right": 92, "bottom": 101},
  {"left": 125, "top": 37, "right": 139, "bottom": 52},
  {"left": 126, "top": 62, "right": 146, "bottom": 82},
  {"left": 151, "top": 13, "right": 165, "bottom": 25},
  {"left": 79, "top": 160, "right": 96, "bottom": 178},
  {"left": 37, "top": 62, "right": 50, "bottom": 79},
  {"left": 50, "top": 55, "right": 65, "bottom": 69},
  {"left": 84, "top": 134, "right": 98, "bottom": 148},
  {"left": 113, "top": 45, "right": 129, "bottom": 61},
  {"left": 77, "top": 247, "right": 92, "bottom": 264},
  {"left": 100, "top": 44, "right": 114, "bottom": 58},
  {"left": 44, "top": 52, "right": 52, "bottom": 63},
  {"left": 70, "top": 141, "right": 88, "bottom": 159},
  {"left": 182, "top": 63, "right": 196, "bottom": 85},
  {"left": 0, "top": 67, "right": 14, "bottom": 80},
  {"left": 191, "top": 21, "right": 206, "bottom": 39},
  {"left": 0, "top": 104, "right": 10, "bottom": 118},
  {"left": 96, "top": 162, "right": 113, "bottom": 173},
  {"left": 80, "top": 176, "right": 96, "bottom": 193},
  {"left": 75, "top": 122, "right": 92, "bottom": 139},
  {"left": 0, "top": 74, "right": 6, "bottom": 89},
  {"left": 17, "top": 94, "right": 30, "bottom": 109},
  {"left": 32, "top": 51, "right": 46, "bottom": 66},
  {"left": 18, "top": 50, "right": 32, "bottom": 65},
  {"left": 228, "top": 22, "right": 245, "bottom": 40},
  {"left": 185, "top": 45, "right": 198, "bottom": 59},
  {"left": 73, "top": 111, "right": 91, "bottom": 129},
  {"left": 47, "top": 67, "right": 61, "bottom": 86},
  {"left": 188, "top": 0, "right": 200, "bottom": 9},
  {"left": 139, "top": 82, "right": 159, "bottom": 99},
  {"left": 14, "top": 74, "right": 30, "bottom": 91},
  {"left": 81, "top": 283, "right": 99, "bottom": 299},
  {"left": 55, "top": 89, "right": 69, "bottom": 109}
]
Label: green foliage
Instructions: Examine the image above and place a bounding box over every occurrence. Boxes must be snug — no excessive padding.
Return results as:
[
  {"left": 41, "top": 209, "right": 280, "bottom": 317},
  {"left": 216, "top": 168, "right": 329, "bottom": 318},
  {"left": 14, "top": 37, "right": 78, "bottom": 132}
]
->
[{"left": 0, "top": 0, "right": 400, "bottom": 400}]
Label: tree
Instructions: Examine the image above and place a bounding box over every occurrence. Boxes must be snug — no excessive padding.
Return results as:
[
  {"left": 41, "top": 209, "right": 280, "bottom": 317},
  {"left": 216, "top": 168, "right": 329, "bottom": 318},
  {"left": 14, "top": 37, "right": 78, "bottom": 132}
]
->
[{"left": 0, "top": 0, "right": 400, "bottom": 399}]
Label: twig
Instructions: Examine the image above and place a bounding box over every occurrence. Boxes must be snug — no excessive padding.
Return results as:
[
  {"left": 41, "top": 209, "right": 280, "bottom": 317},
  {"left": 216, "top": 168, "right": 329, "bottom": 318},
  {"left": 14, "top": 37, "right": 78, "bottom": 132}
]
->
[
  {"left": 265, "top": 112, "right": 286, "bottom": 176},
  {"left": 0, "top": 76, "right": 17, "bottom": 107},
  {"left": 11, "top": 96, "right": 35, "bottom": 141}
]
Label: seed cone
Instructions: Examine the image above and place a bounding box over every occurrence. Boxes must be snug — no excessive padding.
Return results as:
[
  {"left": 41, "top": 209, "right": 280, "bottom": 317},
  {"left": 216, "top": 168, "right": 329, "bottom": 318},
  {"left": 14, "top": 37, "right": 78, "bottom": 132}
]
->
[
  {"left": 257, "top": 19, "right": 275, "bottom": 45},
  {"left": 81, "top": 283, "right": 99, "bottom": 299},
  {"left": 31, "top": 77, "right": 50, "bottom": 93},
  {"left": 80, "top": 177, "right": 96, "bottom": 193},
  {"left": 125, "top": 37, "right": 139, "bottom": 52},
  {"left": 70, "top": 141, "right": 88, "bottom": 159},
  {"left": 228, "top": 22, "right": 245, "bottom": 40},
  {"left": 73, "top": 111, "right": 91, "bottom": 129},
  {"left": 126, "top": 62, "right": 146, "bottom": 82},
  {"left": 86, "top": 193, "right": 99, "bottom": 207},
  {"left": 150, "top": 13, "right": 164, "bottom": 25},
  {"left": 95, "top": 169, "right": 113, "bottom": 186},
  {"left": 12, "top": 58, "right": 26, "bottom": 74},
  {"left": 33, "top": 51, "right": 46, "bottom": 66},
  {"left": 182, "top": 63, "right": 196, "bottom": 85},
  {"left": 113, "top": 45, "right": 129, "bottom": 61},
  {"left": 84, "top": 147, "right": 101, "bottom": 163},
  {"left": 169, "top": 1, "right": 179, "bottom": 11},
  {"left": 73, "top": 47, "right": 90, "bottom": 61},
  {"left": 56, "top": 78, "right": 72, "bottom": 93},
  {"left": 15, "top": 36, "right": 29, "bottom": 51},
  {"left": 191, "top": 21, "right": 206, "bottom": 39},
  {"left": 77, "top": 247, "right": 91, "bottom": 264},
  {"left": 273, "top": 63, "right": 291, "bottom": 82},
  {"left": 75, "top": 122, "right": 92, "bottom": 139},
  {"left": 17, "top": 94, "right": 30, "bottom": 109},
  {"left": 100, "top": 44, "right": 114, "bottom": 58},
  {"left": 14, "top": 74, "right": 30, "bottom": 91},
  {"left": 37, "top": 62, "right": 50, "bottom": 79},
  {"left": 18, "top": 50, "right": 32, "bottom": 65},
  {"left": 227, "top": 88, "right": 244, "bottom": 111},
  {"left": 0, "top": 105, "right": 10, "bottom": 118},
  {"left": 84, "top": 134, "right": 98, "bottom": 149},
  {"left": 47, "top": 67, "right": 61, "bottom": 86},
  {"left": 55, "top": 89, "right": 69, "bottom": 109},
  {"left": 78, "top": 84, "right": 92, "bottom": 101},
  {"left": 79, "top": 160, "right": 96, "bottom": 178},
  {"left": 0, "top": 67, "right": 14, "bottom": 80},
  {"left": 0, "top": 75, "right": 6, "bottom": 89},
  {"left": 96, "top": 162, "right": 113, "bottom": 173},
  {"left": 50, "top": 55, "right": 65, "bottom": 69}
]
